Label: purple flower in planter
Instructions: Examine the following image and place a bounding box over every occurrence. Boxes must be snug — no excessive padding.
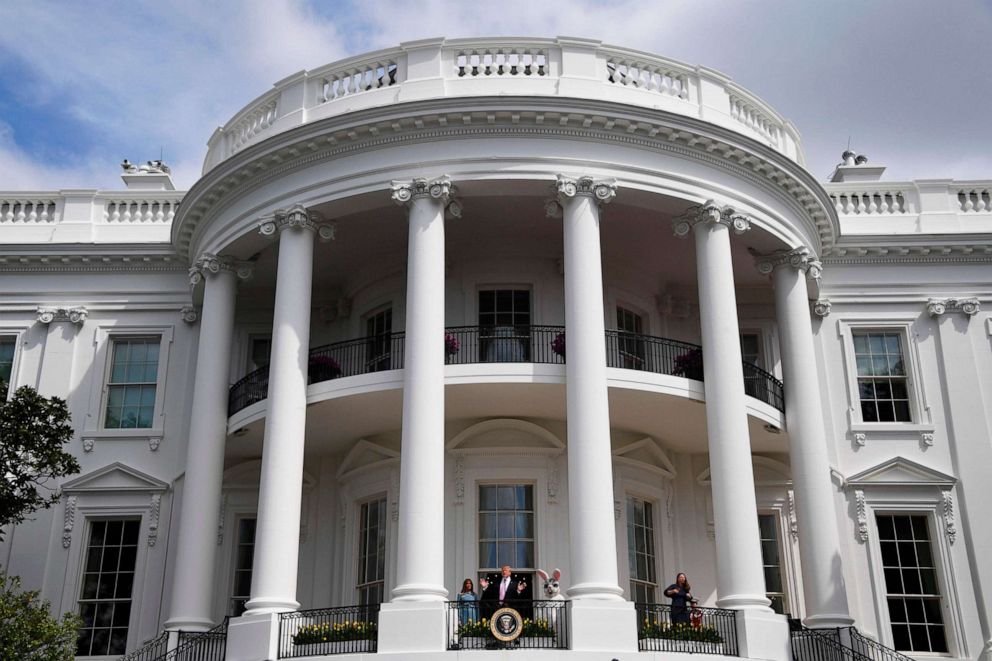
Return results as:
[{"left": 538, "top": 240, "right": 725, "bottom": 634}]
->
[
  {"left": 672, "top": 349, "right": 703, "bottom": 380},
  {"left": 551, "top": 332, "right": 566, "bottom": 358},
  {"left": 445, "top": 333, "right": 460, "bottom": 356},
  {"left": 308, "top": 354, "right": 342, "bottom": 381}
]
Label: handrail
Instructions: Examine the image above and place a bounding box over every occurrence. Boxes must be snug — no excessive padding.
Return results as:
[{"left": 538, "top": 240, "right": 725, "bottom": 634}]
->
[
  {"left": 635, "top": 602, "right": 739, "bottom": 656},
  {"left": 228, "top": 326, "right": 785, "bottom": 415},
  {"left": 164, "top": 619, "right": 228, "bottom": 661},
  {"left": 277, "top": 604, "right": 379, "bottom": 658},
  {"left": 846, "top": 627, "right": 918, "bottom": 661},
  {"left": 118, "top": 631, "right": 168, "bottom": 661}
]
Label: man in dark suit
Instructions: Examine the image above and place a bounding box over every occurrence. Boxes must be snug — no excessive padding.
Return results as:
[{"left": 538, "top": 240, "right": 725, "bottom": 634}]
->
[{"left": 479, "top": 565, "right": 526, "bottom": 620}]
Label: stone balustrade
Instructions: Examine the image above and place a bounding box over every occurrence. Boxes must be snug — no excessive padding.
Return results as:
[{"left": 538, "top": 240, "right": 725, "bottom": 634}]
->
[
  {"left": 0, "top": 190, "right": 183, "bottom": 243},
  {"left": 201, "top": 36, "right": 806, "bottom": 172}
]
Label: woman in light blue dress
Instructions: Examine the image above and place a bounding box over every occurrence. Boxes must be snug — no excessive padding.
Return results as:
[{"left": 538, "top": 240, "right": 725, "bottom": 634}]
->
[{"left": 457, "top": 578, "right": 480, "bottom": 626}]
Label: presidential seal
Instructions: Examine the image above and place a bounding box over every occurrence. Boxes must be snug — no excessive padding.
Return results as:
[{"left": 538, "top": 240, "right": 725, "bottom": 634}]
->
[{"left": 490, "top": 607, "right": 524, "bottom": 642}]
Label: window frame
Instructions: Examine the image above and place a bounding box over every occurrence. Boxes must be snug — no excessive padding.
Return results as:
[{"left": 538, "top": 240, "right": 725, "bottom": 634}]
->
[
  {"left": 757, "top": 511, "right": 789, "bottom": 615},
  {"left": 102, "top": 336, "right": 162, "bottom": 430},
  {"left": 362, "top": 305, "right": 394, "bottom": 373},
  {"left": 836, "top": 319, "right": 933, "bottom": 436},
  {"left": 476, "top": 482, "right": 537, "bottom": 575},
  {"left": 614, "top": 466, "right": 676, "bottom": 605},
  {"left": 355, "top": 495, "right": 389, "bottom": 605},
  {"left": 228, "top": 515, "right": 257, "bottom": 617},
  {"left": 0, "top": 329, "right": 24, "bottom": 399},
  {"left": 625, "top": 494, "right": 659, "bottom": 603}
]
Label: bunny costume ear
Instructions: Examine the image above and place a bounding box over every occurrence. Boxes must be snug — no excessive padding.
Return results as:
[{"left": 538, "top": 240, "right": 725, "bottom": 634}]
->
[
  {"left": 552, "top": 568, "right": 561, "bottom": 581},
  {"left": 536, "top": 569, "right": 549, "bottom": 581}
]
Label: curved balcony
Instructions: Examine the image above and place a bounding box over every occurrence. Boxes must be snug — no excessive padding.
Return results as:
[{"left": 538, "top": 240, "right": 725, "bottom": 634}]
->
[{"left": 227, "top": 326, "right": 784, "bottom": 416}]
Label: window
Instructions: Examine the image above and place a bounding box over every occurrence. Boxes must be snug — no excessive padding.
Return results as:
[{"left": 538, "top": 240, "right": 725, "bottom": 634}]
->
[
  {"left": 758, "top": 514, "right": 787, "bottom": 614},
  {"left": 357, "top": 497, "right": 387, "bottom": 605},
  {"left": 854, "top": 331, "right": 911, "bottom": 422},
  {"left": 478, "top": 484, "right": 534, "bottom": 571},
  {"left": 877, "top": 514, "right": 948, "bottom": 653},
  {"left": 248, "top": 336, "right": 271, "bottom": 372},
  {"left": 77, "top": 519, "right": 141, "bottom": 656},
  {"left": 626, "top": 497, "right": 657, "bottom": 602},
  {"left": 0, "top": 335, "right": 14, "bottom": 397},
  {"left": 740, "top": 333, "right": 762, "bottom": 367},
  {"left": 229, "top": 517, "right": 256, "bottom": 616},
  {"left": 365, "top": 308, "right": 393, "bottom": 372},
  {"left": 617, "top": 307, "right": 646, "bottom": 370},
  {"left": 104, "top": 337, "right": 160, "bottom": 429},
  {"left": 479, "top": 290, "right": 531, "bottom": 361}
]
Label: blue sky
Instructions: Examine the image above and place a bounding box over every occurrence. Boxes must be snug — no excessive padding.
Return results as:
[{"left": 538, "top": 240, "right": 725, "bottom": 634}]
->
[{"left": 1, "top": 0, "right": 991, "bottom": 190}]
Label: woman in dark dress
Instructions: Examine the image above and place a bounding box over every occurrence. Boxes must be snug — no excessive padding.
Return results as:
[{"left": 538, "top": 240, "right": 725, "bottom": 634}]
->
[{"left": 664, "top": 572, "right": 695, "bottom": 624}]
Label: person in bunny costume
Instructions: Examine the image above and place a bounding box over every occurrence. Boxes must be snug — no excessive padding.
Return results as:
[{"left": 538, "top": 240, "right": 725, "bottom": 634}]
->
[{"left": 536, "top": 568, "right": 565, "bottom": 627}]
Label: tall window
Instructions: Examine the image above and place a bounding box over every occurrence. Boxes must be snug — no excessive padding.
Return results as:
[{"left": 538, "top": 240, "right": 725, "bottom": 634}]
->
[
  {"left": 617, "top": 307, "right": 646, "bottom": 370},
  {"left": 478, "top": 484, "right": 534, "bottom": 572},
  {"left": 626, "top": 497, "right": 657, "bottom": 603},
  {"left": 77, "top": 519, "right": 141, "bottom": 657},
  {"left": 230, "top": 518, "right": 256, "bottom": 616},
  {"left": 104, "top": 337, "right": 160, "bottom": 429},
  {"left": 877, "top": 514, "right": 948, "bottom": 653},
  {"left": 854, "top": 331, "right": 911, "bottom": 422},
  {"left": 0, "top": 335, "right": 14, "bottom": 397},
  {"left": 479, "top": 290, "right": 531, "bottom": 362},
  {"left": 248, "top": 336, "right": 271, "bottom": 372},
  {"left": 365, "top": 309, "right": 393, "bottom": 372},
  {"left": 357, "top": 497, "right": 387, "bottom": 605},
  {"left": 758, "top": 514, "right": 787, "bottom": 614}
]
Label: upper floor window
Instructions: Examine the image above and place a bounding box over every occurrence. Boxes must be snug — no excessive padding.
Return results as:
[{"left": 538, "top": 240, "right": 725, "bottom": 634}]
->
[
  {"left": 230, "top": 517, "right": 256, "bottom": 617},
  {"left": 365, "top": 308, "right": 393, "bottom": 372},
  {"left": 740, "top": 333, "right": 762, "bottom": 367},
  {"left": 0, "top": 335, "right": 15, "bottom": 397},
  {"left": 854, "top": 331, "right": 911, "bottom": 422},
  {"left": 77, "top": 519, "right": 141, "bottom": 657},
  {"left": 617, "top": 307, "right": 646, "bottom": 370},
  {"left": 248, "top": 336, "right": 271, "bottom": 372},
  {"left": 479, "top": 290, "right": 531, "bottom": 362},
  {"left": 877, "top": 514, "right": 948, "bottom": 653},
  {"left": 758, "top": 513, "right": 787, "bottom": 614},
  {"left": 104, "top": 337, "right": 160, "bottom": 429},
  {"left": 626, "top": 496, "right": 657, "bottom": 603},
  {"left": 357, "top": 497, "right": 387, "bottom": 605}
]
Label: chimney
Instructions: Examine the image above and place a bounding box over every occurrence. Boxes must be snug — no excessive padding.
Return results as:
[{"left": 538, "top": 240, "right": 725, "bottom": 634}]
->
[
  {"left": 829, "top": 150, "right": 886, "bottom": 183},
  {"left": 120, "top": 159, "right": 176, "bottom": 191}
]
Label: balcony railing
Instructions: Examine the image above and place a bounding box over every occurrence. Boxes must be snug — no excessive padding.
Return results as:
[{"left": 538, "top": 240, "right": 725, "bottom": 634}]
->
[
  {"left": 228, "top": 326, "right": 785, "bottom": 415},
  {"left": 636, "top": 603, "right": 739, "bottom": 656},
  {"left": 445, "top": 599, "right": 569, "bottom": 650},
  {"left": 277, "top": 604, "right": 379, "bottom": 658}
]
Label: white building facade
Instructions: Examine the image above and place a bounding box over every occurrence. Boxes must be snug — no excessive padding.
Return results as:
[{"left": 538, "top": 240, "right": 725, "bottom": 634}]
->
[{"left": 1, "top": 37, "right": 990, "bottom": 661}]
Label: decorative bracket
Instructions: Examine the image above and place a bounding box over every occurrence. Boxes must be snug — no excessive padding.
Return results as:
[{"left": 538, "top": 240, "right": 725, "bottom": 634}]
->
[
  {"left": 813, "top": 299, "right": 832, "bottom": 317},
  {"left": 942, "top": 489, "right": 956, "bottom": 544},
  {"left": 180, "top": 306, "right": 198, "bottom": 324},
  {"left": 147, "top": 494, "right": 161, "bottom": 547},
  {"left": 63, "top": 495, "right": 77, "bottom": 548},
  {"left": 855, "top": 489, "right": 868, "bottom": 543}
]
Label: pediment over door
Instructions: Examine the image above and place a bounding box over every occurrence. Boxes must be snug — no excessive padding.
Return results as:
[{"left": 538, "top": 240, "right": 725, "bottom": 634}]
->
[
  {"left": 845, "top": 457, "right": 956, "bottom": 488},
  {"left": 337, "top": 439, "right": 400, "bottom": 481},
  {"left": 612, "top": 437, "right": 677, "bottom": 479},
  {"left": 446, "top": 418, "right": 564, "bottom": 457},
  {"left": 62, "top": 462, "right": 168, "bottom": 493}
]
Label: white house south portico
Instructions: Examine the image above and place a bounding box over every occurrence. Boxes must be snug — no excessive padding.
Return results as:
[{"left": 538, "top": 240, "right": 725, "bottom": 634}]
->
[{"left": 2, "top": 35, "right": 991, "bottom": 661}]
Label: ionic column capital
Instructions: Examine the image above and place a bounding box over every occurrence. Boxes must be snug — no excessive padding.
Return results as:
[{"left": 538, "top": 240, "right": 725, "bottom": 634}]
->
[
  {"left": 755, "top": 247, "right": 823, "bottom": 279},
  {"left": 546, "top": 175, "right": 616, "bottom": 217},
  {"left": 258, "top": 204, "right": 336, "bottom": 241},
  {"left": 672, "top": 200, "right": 751, "bottom": 237},
  {"left": 391, "top": 176, "right": 462, "bottom": 218},
  {"left": 927, "top": 297, "right": 981, "bottom": 317},
  {"left": 188, "top": 253, "right": 254, "bottom": 287}
]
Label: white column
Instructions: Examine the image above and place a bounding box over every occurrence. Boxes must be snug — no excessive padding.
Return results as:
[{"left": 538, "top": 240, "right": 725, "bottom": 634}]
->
[
  {"left": 166, "top": 255, "right": 248, "bottom": 630},
  {"left": 246, "top": 205, "right": 332, "bottom": 615},
  {"left": 759, "top": 249, "right": 853, "bottom": 628},
  {"left": 377, "top": 177, "right": 457, "bottom": 655},
  {"left": 673, "top": 202, "right": 770, "bottom": 611},
  {"left": 390, "top": 177, "right": 457, "bottom": 602},
  {"left": 553, "top": 175, "right": 624, "bottom": 601}
]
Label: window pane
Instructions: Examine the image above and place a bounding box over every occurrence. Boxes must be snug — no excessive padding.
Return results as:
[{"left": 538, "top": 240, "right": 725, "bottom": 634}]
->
[
  {"left": 77, "top": 519, "right": 140, "bottom": 656},
  {"left": 356, "top": 499, "right": 387, "bottom": 604},
  {"left": 477, "top": 484, "right": 534, "bottom": 571}
]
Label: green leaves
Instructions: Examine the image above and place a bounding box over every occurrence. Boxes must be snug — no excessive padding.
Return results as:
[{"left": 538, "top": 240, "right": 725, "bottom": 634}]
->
[
  {"left": 0, "top": 381, "right": 79, "bottom": 541},
  {"left": 0, "top": 573, "right": 82, "bottom": 661}
]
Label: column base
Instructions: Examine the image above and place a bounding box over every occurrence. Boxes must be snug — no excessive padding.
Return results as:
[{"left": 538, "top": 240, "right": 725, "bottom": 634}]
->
[
  {"left": 568, "top": 599, "right": 638, "bottom": 652},
  {"left": 377, "top": 601, "right": 447, "bottom": 653},
  {"left": 980, "top": 638, "right": 992, "bottom": 661},
  {"left": 164, "top": 615, "right": 216, "bottom": 632},
  {"left": 224, "top": 612, "right": 279, "bottom": 661},
  {"left": 566, "top": 581, "right": 626, "bottom": 600},
  {"left": 716, "top": 592, "right": 773, "bottom": 610},
  {"left": 390, "top": 582, "right": 449, "bottom": 602},
  {"left": 805, "top": 612, "right": 855, "bottom": 629},
  {"left": 735, "top": 609, "right": 791, "bottom": 661},
  {"left": 243, "top": 596, "right": 300, "bottom": 615}
]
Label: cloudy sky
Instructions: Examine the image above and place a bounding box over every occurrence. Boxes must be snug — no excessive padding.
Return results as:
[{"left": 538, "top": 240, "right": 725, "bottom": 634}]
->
[{"left": 1, "top": 0, "right": 990, "bottom": 191}]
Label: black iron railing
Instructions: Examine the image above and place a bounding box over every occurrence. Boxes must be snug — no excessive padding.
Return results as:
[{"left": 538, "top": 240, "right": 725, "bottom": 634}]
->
[
  {"left": 166, "top": 619, "right": 228, "bottom": 661},
  {"left": 228, "top": 326, "right": 785, "bottom": 415},
  {"left": 446, "top": 599, "right": 569, "bottom": 650},
  {"left": 847, "top": 627, "right": 917, "bottom": 661},
  {"left": 789, "top": 622, "right": 871, "bottom": 661},
  {"left": 118, "top": 631, "right": 168, "bottom": 661},
  {"left": 278, "top": 604, "right": 379, "bottom": 658},
  {"left": 636, "top": 603, "right": 739, "bottom": 656}
]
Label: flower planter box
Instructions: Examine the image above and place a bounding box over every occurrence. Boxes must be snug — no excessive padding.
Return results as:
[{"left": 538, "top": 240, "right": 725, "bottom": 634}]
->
[{"left": 291, "top": 638, "right": 374, "bottom": 656}]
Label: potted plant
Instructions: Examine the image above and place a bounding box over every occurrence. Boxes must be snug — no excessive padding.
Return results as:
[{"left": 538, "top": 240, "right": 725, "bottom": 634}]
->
[
  {"left": 445, "top": 333, "right": 460, "bottom": 363},
  {"left": 672, "top": 348, "right": 703, "bottom": 381},
  {"left": 455, "top": 616, "right": 492, "bottom": 649},
  {"left": 291, "top": 619, "right": 377, "bottom": 654},
  {"left": 308, "top": 355, "right": 342, "bottom": 382},
  {"left": 551, "top": 332, "right": 566, "bottom": 360}
]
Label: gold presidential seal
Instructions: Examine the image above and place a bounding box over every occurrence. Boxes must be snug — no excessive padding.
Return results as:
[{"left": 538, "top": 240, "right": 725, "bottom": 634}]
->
[{"left": 489, "top": 607, "right": 524, "bottom": 642}]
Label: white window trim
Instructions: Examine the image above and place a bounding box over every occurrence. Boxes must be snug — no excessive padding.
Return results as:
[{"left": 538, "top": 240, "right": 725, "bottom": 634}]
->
[
  {"left": 0, "top": 323, "right": 30, "bottom": 396},
  {"left": 225, "top": 512, "right": 257, "bottom": 617},
  {"left": 859, "top": 491, "right": 965, "bottom": 657},
  {"left": 338, "top": 464, "right": 397, "bottom": 606},
  {"left": 756, "top": 504, "right": 802, "bottom": 618},
  {"left": 836, "top": 318, "right": 934, "bottom": 438},
  {"left": 82, "top": 324, "right": 174, "bottom": 440},
  {"left": 617, "top": 476, "right": 671, "bottom": 603},
  {"left": 468, "top": 281, "right": 538, "bottom": 325},
  {"left": 232, "top": 324, "right": 271, "bottom": 382},
  {"left": 610, "top": 294, "right": 653, "bottom": 335},
  {"left": 354, "top": 494, "right": 390, "bottom": 604}
]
